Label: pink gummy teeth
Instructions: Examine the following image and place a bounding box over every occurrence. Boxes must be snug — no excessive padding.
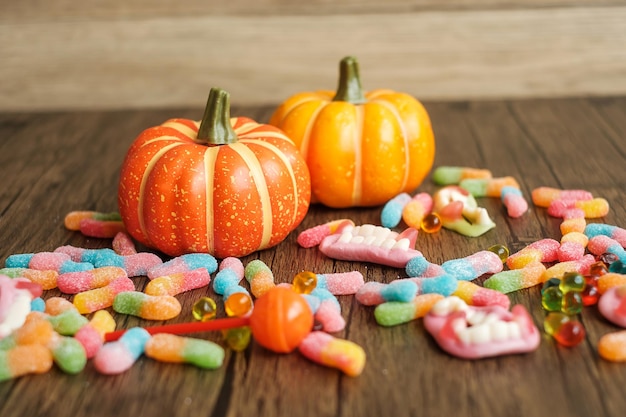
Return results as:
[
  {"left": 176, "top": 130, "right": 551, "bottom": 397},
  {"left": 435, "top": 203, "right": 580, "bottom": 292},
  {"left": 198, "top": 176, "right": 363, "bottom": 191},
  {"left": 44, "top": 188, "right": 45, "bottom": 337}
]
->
[
  {"left": 424, "top": 296, "right": 540, "bottom": 359},
  {"left": 317, "top": 224, "right": 422, "bottom": 268}
]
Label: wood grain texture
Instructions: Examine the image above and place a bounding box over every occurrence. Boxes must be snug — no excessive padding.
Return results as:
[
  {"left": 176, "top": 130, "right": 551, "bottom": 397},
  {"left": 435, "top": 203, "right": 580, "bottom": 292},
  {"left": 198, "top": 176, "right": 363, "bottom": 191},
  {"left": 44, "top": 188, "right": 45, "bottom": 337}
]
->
[
  {"left": 0, "top": 97, "right": 625, "bottom": 417},
  {"left": 1, "top": 4, "right": 625, "bottom": 111}
]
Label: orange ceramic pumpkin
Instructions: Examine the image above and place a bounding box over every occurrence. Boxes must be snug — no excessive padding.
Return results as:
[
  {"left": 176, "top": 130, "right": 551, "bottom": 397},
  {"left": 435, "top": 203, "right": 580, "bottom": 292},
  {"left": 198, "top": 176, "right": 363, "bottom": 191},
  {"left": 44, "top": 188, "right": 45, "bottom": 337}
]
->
[
  {"left": 269, "top": 56, "right": 435, "bottom": 208},
  {"left": 118, "top": 88, "right": 311, "bottom": 258}
]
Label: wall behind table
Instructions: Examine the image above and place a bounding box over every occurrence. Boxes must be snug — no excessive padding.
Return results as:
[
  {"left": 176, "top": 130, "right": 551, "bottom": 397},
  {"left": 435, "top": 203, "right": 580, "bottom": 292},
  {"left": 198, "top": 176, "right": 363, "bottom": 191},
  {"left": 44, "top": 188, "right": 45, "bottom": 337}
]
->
[{"left": 1, "top": 1, "right": 625, "bottom": 111}]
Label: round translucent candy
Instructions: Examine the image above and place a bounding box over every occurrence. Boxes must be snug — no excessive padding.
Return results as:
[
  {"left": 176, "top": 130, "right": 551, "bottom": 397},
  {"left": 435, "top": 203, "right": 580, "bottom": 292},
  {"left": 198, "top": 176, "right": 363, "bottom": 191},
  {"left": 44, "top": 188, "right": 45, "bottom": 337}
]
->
[
  {"left": 544, "top": 311, "right": 570, "bottom": 336},
  {"left": 420, "top": 213, "right": 442, "bottom": 233},
  {"left": 541, "top": 278, "right": 561, "bottom": 293},
  {"left": 561, "top": 291, "right": 583, "bottom": 315},
  {"left": 599, "top": 253, "right": 620, "bottom": 266},
  {"left": 581, "top": 279, "right": 599, "bottom": 306},
  {"left": 224, "top": 292, "right": 253, "bottom": 317},
  {"left": 487, "top": 244, "right": 510, "bottom": 263},
  {"left": 560, "top": 272, "right": 586, "bottom": 293},
  {"left": 292, "top": 271, "right": 318, "bottom": 295},
  {"left": 588, "top": 261, "right": 608, "bottom": 277},
  {"left": 192, "top": 297, "right": 217, "bottom": 322},
  {"left": 553, "top": 320, "right": 586, "bottom": 347},
  {"left": 541, "top": 286, "right": 563, "bottom": 312},
  {"left": 221, "top": 327, "right": 252, "bottom": 352}
]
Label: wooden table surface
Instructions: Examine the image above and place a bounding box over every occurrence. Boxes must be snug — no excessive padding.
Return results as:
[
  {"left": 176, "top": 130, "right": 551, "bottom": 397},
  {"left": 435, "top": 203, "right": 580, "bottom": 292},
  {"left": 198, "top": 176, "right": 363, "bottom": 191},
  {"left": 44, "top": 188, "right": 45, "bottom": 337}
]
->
[{"left": 1, "top": 96, "right": 625, "bottom": 417}]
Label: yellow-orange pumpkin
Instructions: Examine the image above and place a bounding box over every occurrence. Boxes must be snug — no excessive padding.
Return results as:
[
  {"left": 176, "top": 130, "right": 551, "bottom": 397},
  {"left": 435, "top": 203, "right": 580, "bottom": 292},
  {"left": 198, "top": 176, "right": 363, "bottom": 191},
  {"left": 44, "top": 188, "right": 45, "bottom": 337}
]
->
[
  {"left": 269, "top": 56, "right": 435, "bottom": 208},
  {"left": 118, "top": 88, "right": 311, "bottom": 258}
]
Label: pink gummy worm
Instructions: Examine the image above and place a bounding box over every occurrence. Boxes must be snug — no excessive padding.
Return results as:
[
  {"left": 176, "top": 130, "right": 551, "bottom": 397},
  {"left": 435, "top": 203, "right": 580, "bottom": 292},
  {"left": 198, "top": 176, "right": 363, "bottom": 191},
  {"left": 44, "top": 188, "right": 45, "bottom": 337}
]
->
[
  {"left": 57, "top": 267, "right": 128, "bottom": 294},
  {"left": 297, "top": 219, "right": 355, "bottom": 248},
  {"left": 29, "top": 252, "right": 71, "bottom": 272},
  {"left": 219, "top": 257, "right": 245, "bottom": 280},
  {"left": 298, "top": 331, "right": 366, "bottom": 377},
  {"left": 314, "top": 300, "right": 346, "bottom": 333},
  {"left": 531, "top": 187, "right": 593, "bottom": 207},
  {"left": 124, "top": 253, "right": 162, "bottom": 277},
  {"left": 112, "top": 232, "right": 137, "bottom": 256},
  {"left": 453, "top": 281, "right": 511, "bottom": 309},
  {"left": 588, "top": 235, "right": 623, "bottom": 255},
  {"left": 321, "top": 271, "right": 364, "bottom": 295},
  {"left": 503, "top": 193, "right": 528, "bottom": 218}
]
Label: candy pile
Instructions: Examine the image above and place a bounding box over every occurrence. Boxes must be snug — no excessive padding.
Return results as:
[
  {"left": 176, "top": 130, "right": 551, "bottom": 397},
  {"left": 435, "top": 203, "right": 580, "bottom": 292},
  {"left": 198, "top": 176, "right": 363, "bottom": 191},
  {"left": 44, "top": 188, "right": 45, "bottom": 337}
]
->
[{"left": 2, "top": 166, "right": 626, "bottom": 381}]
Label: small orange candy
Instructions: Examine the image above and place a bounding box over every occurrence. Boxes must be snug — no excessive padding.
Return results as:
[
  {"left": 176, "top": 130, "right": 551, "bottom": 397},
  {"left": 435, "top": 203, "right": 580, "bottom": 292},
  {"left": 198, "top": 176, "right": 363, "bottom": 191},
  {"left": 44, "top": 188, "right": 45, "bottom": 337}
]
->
[
  {"left": 421, "top": 213, "right": 442, "bottom": 233},
  {"left": 224, "top": 292, "right": 253, "bottom": 317},
  {"left": 249, "top": 287, "right": 313, "bottom": 353}
]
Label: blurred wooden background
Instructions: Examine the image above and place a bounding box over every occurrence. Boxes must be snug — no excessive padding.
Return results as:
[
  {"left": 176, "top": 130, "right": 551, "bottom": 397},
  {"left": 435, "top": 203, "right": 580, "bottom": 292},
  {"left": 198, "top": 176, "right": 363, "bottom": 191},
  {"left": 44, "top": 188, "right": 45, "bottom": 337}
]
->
[{"left": 1, "top": 1, "right": 625, "bottom": 111}]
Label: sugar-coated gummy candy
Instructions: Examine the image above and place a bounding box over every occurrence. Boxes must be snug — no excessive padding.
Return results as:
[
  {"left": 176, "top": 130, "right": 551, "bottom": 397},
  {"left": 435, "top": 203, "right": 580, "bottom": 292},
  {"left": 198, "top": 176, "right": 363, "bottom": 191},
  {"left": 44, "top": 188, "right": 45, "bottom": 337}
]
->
[
  {"left": 561, "top": 217, "right": 587, "bottom": 235},
  {"left": 64, "top": 211, "right": 122, "bottom": 230},
  {"left": 506, "top": 239, "right": 560, "bottom": 269},
  {"left": 145, "top": 268, "right": 211, "bottom": 296},
  {"left": 57, "top": 267, "right": 128, "bottom": 294},
  {"left": 501, "top": 186, "right": 528, "bottom": 218},
  {"left": 598, "top": 330, "right": 626, "bottom": 362},
  {"left": 94, "top": 327, "right": 151, "bottom": 375},
  {"left": 405, "top": 255, "right": 445, "bottom": 278},
  {"left": 585, "top": 223, "right": 626, "bottom": 247},
  {"left": 314, "top": 299, "right": 346, "bottom": 333},
  {"left": 432, "top": 166, "right": 492, "bottom": 186},
  {"left": 245, "top": 259, "right": 276, "bottom": 298},
  {"left": 315, "top": 271, "right": 364, "bottom": 295},
  {"left": 213, "top": 268, "right": 243, "bottom": 295},
  {"left": 380, "top": 193, "right": 412, "bottom": 228},
  {"left": 73, "top": 276, "right": 135, "bottom": 314},
  {"left": 296, "top": 219, "right": 355, "bottom": 248},
  {"left": 597, "top": 273, "right": 626, "bottom": 294},
  {"left": 483, "top": 261, "right": 546, "bottom": 294},
  {"left": 531, "top": 187, "right": 593, "bottom": 208},
  {"left": 112, "top": 231, "right": 138, "bottom": 256},
  {"left": 45, "top": 296, "right": 76, "bottom": 316},
  {"left": 355, "top": 280, "right": 418, "bottom": 306},
  {"left": 374, "top": 294, "right": 444, "bottom": 326},
  {"left": 147, "top": 253, "right": 216, "bottom": 280},
  {"left": 298, "top": 331, "right": 366, "bottom": 377},
  {"left": 542, "top": 255, "right": 596, "bottom": 282},
  {"left": 47, "top": 309, "right": 89, "bottom": 336},
  {"left": 49, "top": 335, "right": 88, "bottom": 374},
  {"left": 402, "top": 193, "right": 433, "bottom": 229},
  {"left": 0, "top": 344, "right": 53, "bottom": 382},
  {"left": 441, "top": 250, "right": 503, "bottom": 281},
  {"left": 0, "top": 268, "right": 58, "bottom": 290},
  {"left": 459, "top": 176, "right": 520, "bottom": 198},
  {"left": 145, "top": 333, "right": 225, "bottom": 370},
  {"left": 410, "top": 274, "right": 459, "bottom": 297},
  {"left": 453, "top": 280, "right": 511, "bottom": 309},
  {"left": 113, "top": 291, "right": 181, "bottom": 321},
  {"left": 79, "top": 218, "right": 126, "bottom": 238}
]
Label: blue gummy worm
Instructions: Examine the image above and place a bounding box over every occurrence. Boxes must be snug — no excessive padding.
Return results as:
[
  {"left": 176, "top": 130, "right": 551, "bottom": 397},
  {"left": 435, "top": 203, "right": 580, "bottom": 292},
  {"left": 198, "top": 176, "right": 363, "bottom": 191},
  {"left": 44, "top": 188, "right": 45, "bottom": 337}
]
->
[
  {"left": 441, "top": 259, "right": 478, "bottom": 281},
  {"left": 310, "top": 288, "right": 340, "bottom": 311},
  {"left": 119, "top": 327, "right": 151, "bottom": 359},
  {"left": 4, "top": 253, "right": 34, "bottom": 268},
  {"left": 31, "top": 297, "right": 46, "bottom": 312},
  {"left": 420, "top": 274, "right": 458, "bottom": 296},
  {"left": 92, "top": 251, "right": 125, "bottom": 268},
  {"left": 213, "top": 269, "right": 242, "bottom": 295},
  {"left": 584, "top": 223, "right": 618, "bottom": 238},
  {"left": 59, "top": 261, "right": 94, "bottom": 274},
  {"left": 381, "top": 280, "right": 418, "bottom": 303},
  {"left": 406, "top": 256, "right": 429, "bottom": 277},
  {"left": 315, "top": 274, "right": 329, "bottom": 291},
  {"left": 380, "top": 193, "right": 412, "bottom": 228},
  {"left": 81, "top": 248, "right": 116, "bottom": 265},
  {"left": 501, "top": 185, "right": 522, "bottom": 200},
  {"left": 181, "top": 254, "right": 218, "bottom": 274},
  {"left": 302, "top": 294, "right": 321, "bottom": 314}
]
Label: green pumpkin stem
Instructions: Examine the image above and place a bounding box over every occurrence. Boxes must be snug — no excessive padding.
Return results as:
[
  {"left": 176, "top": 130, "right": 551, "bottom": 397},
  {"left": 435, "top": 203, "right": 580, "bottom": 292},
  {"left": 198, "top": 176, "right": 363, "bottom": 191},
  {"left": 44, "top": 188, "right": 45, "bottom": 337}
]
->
[
  {"left": 196, "top": 88, "right": 239, "bottom": 145},
  {"left": 332, "top": 56, "right": 366, "bottom": 104}
]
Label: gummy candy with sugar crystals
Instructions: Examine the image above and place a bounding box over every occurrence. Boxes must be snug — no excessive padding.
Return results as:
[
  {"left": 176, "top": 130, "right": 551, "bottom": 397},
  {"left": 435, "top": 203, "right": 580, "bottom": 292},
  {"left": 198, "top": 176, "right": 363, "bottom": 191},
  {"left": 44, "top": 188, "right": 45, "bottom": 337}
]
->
[
  {"left": 0, "top": 268, "right": 58, "bottom": 291},
  {"left": 72, "top": 277, "right": 135, "bottom": 314},
  {"left": 587, "top": 236, "right": 626, "bottom": 264},
  {"left": 64, "top": 210, "right": 122, "bottom": 230},
  {"left": 542, "top": 254, "right": 596, "bottom": 282},
  {"left": 314, "top": 299, "right": 345, "bottom": 333},
  {"left": 318, "top": 224, "right": 422, "bottom": 268},
  {"left": 424, "top": 296, "right": 540, "bottom": 359},
  {"left": 561, "top": 218, "right": 587, "bottom": 235},
  {"left": 147, "top": 253, "right": 216, "bottom": 280},
  {"left": 409, "top": 274, "right": 459, "bottom": 297},
  {"left": 79, "top": 218, "right": 126, "bottom": 238},
  {"left": 402, "top": 193, "right": 433, "bottom": 229},
  {"left": 585, "top": 223, "right": 626, "bottom": 247},
  {"left": 57, "top": 267, "right": 128, "bottom": 294},
  {"left": 316, "top": 271, "right": 364, "bottom": 295},
  {"left": 380, "top": 192, "right": 412, "bottom": 228},
  {"left": 0, "top": 344, "right": 53, "bottom": 382},
  {"left": 94, "top": 327, "right": 151, "bottom": 375},
  {"left": 506, "top": 239, "right": 560, "bottom": 269},
  {"left": 298, "top": 331, "right": 366, "bottom": 377},
  {"left": 374, "top": 293, "right": 444, "bottom": 327},
  {"left": 531, "top": 187, "right": 593, "bottom": 207},
  {"left": 452, "top": 280, "right": 511, "bottom": 309},
  {"left": 297, "top": 219, "right": 355, "bottom": 248},
  {"left": 501, "top": 186, "right": 528, "bottom": 218},
  {"left": 483, "top": 261, "right": 546, "bottom": 294},
  {"left": 5, "top": 252, "right": 93, "bottom": 274},
  {"left": 432, "top": 166, "right": 493, "bottom": 185},
  {"left": 113, "top": 291, "right": 181, "bottom": 321},
  {"left": 460, "top": 176, "right": 520, "bottom": 198},
  {"left": 112, "top": 232, "right": 138, "bottom": 256},
  {"left": 144, "top": 269, "right": 211, "bottom": 296},
  {"left": 219, "top": 257, "right": 245, "bottom": 278},
  {"left": 355, "top": 280, "right": 418, "bottom": 306},
  {"left": 145, "top": 333, "right": 225, "bottom": 369},
  {"left": 547, "top": 198, "right": 609, "bottom": 219},
  {"left": 598, "top": 330, "right": 626, "bottom": 362},
  {"left": 441, "top": 250, "right": 503, "bottom": 281},
  {"left": 244, "top": 259, "right": 276, "bottom": 298},
  {"left": 598, "top": 273, "right": 626, "bottom": 295},
  {"left": 598, "top": 286, "right": 626, "bottom": 328},
  {"left": 405, "top": 256, "right": 446, "bottom": 278}
]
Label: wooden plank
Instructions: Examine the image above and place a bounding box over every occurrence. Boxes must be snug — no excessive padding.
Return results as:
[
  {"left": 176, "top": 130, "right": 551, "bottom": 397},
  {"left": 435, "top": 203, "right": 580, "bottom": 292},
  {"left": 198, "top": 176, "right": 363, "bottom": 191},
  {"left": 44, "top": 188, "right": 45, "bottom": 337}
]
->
[
  {"left": 2, "top": 1, "right": 624, "bottom": 21},
  {"left": 1, "top": 7, "right": 625, "bottom": 111}
]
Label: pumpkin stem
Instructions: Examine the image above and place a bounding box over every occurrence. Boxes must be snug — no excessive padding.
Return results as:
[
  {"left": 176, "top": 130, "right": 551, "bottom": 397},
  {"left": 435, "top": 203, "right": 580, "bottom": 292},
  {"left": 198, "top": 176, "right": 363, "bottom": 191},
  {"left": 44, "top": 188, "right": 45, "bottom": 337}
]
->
[
  {"left": 332, "top": 56, "right": 366, "bottom": 104},
  {"left": 196, "top": 88, "right": 239, "bottom": 145}
]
